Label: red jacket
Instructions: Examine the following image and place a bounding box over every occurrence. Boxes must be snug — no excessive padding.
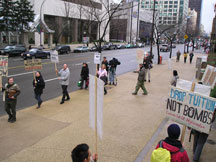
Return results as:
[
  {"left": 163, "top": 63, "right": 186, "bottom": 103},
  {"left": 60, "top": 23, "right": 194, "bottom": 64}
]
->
[{"left": 156, "top": 138, "right": 190, "bottom": 162}]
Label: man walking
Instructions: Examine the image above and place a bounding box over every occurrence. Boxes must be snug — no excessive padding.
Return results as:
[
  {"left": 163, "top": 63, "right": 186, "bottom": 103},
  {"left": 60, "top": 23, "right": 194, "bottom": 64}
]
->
[
  {"left": 176, "top": 50, "right": 181, "bottom": 62},
  {"left": 132, "top": 64, "right": 148, "bottom": 95},
  {"left": 1, "top": 77, "right": 20, "bottom": 123},
  {"left": 143, "top": 56, "right": 152, "bottom": 82},
  {"left": 56, "top": 64, "right": 70, "bottom": 104}
]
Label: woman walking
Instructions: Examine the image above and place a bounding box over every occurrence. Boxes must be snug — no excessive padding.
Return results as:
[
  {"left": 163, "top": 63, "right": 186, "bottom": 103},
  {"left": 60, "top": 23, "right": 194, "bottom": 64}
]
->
[
  {"left": 33, "top": 71, "right": 45, "bottom": 108},
  {"left": 97, "top": 64, "right": 108, "bottom": 95},
  {"left": 80, "top": 63, "right": 89, "bottom": 89}
]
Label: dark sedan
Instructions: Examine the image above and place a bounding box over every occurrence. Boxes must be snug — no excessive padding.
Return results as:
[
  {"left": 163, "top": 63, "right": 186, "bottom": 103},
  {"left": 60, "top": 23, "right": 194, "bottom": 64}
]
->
[
  {"left": 53, "top": 45, "right": 71, "bottom": 54},
  {"left": 21, "top": 48, "right": 50, "bottom": 60},
  {"left": 0, "top": 45, "right": 26, "bottom": 56}
]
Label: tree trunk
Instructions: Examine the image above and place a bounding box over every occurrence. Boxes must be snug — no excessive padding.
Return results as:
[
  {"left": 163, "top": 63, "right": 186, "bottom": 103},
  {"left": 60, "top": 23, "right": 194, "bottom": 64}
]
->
[
  {"left": 169, "top": 41, "right": 172, "bottom": 58},
  {"left": 157, "top": 41, "right": 160, "bottom": 64}
]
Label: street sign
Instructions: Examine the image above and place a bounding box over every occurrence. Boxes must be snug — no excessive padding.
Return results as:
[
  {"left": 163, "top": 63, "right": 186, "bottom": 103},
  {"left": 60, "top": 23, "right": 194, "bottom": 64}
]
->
[
  {"left": 24, "top": 59, "right": 42, "bottom": 71},
  {"left": 184, "top": 34, "right": 188, "bottom": 40}
]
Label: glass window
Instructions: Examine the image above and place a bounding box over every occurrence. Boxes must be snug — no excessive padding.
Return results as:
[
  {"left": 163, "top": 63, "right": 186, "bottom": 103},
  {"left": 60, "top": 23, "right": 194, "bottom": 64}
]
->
[
  {"left": 164, "top": 5, "right": 168, "bottom": 8},
  {"left": 173, "top": 13, "right": 177, "bottom": 16},
  {"left": 169, "top": 1, "right": 173, "bottom": 4},
  {"left": 146, "top": 1, "right": 149, "bottom": 4},
  {"left": 169, "top": 5, "right": 172, "bottom": 8},
  {"left": 180, "top": 0, "right": 184, "bottom": 4},
  {"left": 168, "top": 21, "right": 171, "bottom": 24},
  {"left": 159, "top": 21, "right": 162, "bottom": 24},
  {"left": 174, "top": 5, "right": 177, "bottom": 8},
  {"left": 164, "top": 9, "right": 167, "bottom": 12},
  {"left": 168, "top": 13, "right": 172, "bottom": 16},
  {"left": 169, "top": 9, "right": 172, "bottom": 12},
  {"left": 164, "top": 1, "right": 168, "bottom": 4},
  {"left": 174, "top": 1, "right": 178, "bottom": 4}
]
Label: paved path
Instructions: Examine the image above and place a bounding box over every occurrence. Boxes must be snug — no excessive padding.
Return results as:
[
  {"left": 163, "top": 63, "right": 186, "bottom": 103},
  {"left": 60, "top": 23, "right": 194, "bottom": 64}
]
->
[{"left": 0, "top": 53, "right": 215, "bottom": 162}]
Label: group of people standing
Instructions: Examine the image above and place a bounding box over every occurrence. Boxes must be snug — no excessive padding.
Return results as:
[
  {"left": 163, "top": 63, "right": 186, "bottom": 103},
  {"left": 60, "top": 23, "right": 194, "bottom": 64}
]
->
[{"left": 176, "top": 50, "right": 194, "bottom": 64}]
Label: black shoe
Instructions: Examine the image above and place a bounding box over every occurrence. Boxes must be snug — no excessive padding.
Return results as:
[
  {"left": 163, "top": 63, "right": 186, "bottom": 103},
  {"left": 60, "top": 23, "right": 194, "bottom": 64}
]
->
[
  {"left": 109, "top": 83, "right": 111, "bottom": 85},
  {"left": 104, "top": 91, "right": 107, "bottom": 95},
  {"left": 85, "top": 87, "right": 88, "bottom": 89},
  {"left": 9, "top": 118, "right": 16, "bottom": 123},
  {"left": 80, "top": 87, "right": 83, "bottom": 89},
  {"left": 60, "top": 101, "right": 64, "bottom": 104},
  {"left": 148, "top": 80, "right": 150, "bottom": 82},
  {"left": 132, "top": 92, "right": 137, "bottom": 95},
  {"left": 142, "top": 93, "right": 148, "bottom": 95},
  {"left": 144, "top": 80, "right": 146, "bottom": 82},
  {"left": 8, "top": 115, "right": 12, "bottom": 122},
  {"left": 65, "top": 98, "right": 70, "bottom": 101}
]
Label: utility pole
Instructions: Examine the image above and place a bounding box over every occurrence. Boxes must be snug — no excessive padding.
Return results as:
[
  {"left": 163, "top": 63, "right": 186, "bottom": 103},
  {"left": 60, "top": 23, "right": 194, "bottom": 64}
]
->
[
  {"left": 130, "top": 1, "right": 133, "bottom": 43},
  {"left": 150, "top": 0, "right": 156, "bottom": 57},
  {"left": 136, "top": 0, "right": 140, "bottom": 42}
]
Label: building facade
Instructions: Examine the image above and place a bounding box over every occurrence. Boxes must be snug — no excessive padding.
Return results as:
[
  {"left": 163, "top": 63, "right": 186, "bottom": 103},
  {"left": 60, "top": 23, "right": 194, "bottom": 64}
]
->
[
  {"left": 141, "top": 0, "right": 189, "bottom": 26},
  {"left": 29, "top": 0, "right": 109, "bottom": 46},
  {"left": 188, "top": 0, "right": 202, "bottom": 36},
  {"left": 186, "top": 8, "right": 197, "bottom": 37}
]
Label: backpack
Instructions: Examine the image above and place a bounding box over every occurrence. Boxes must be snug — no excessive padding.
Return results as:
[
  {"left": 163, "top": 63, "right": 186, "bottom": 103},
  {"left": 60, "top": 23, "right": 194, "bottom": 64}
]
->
[{"left": 151, "top": 141, "right": 171, "bottom": 162}]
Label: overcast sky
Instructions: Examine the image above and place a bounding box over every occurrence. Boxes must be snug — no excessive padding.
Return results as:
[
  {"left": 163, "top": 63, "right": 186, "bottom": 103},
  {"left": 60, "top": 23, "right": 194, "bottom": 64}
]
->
[
  {"left": 113, "top": 0, "right": 215, "bottom": 34},
  {"left": 201, "top": 0, "right": 215, "bottom": 33}
]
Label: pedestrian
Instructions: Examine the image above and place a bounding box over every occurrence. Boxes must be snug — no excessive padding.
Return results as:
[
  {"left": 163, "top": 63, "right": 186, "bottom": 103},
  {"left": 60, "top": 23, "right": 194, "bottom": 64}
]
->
[
  {"left": 170, "top": 70, "right": 179, "bottom": 87},
  {"left": 143, "top": 56, "right": 152, "bottom": 82},
  {"left": 29, "top": 45, "right": 32, "bottom": 50},
  {"left": 0, "top": 77, "right": 20, "bottom": 123},
  {"left": 101, "top": 57, "right": 109, "bottom": 72},
  {"left": 132, "top": 64, "right": 148, "bottom": 95},
  {"left": 33, "top": 71, "right": 45, "bottom": 108},
  {"left": 151, "top": 124, "right": 190, "bottom": 162},
  {"left": 97, "top": 64, "right": 108, "bottom": 95},
  {"left": 108, "top": 57, "right": 121, "bottom": 85},
  {"left": 190, "top": 84, "right": 216, "bottom": 162},
  {"left": 183, "top": 52, "right": 188, "bottom": 63},
  {"left": 176, "top": 50, "right": 181, "bottom": 62},
  {"left": 189, "top": 52, "right": 194, "bottom": 64},
  {"left": 71, "top": 143, "right": 98, "bottom": 162},
  {"left": 80, "top": 63, "right": 89, "bottom": 89},
  {"left": 56, "top": 64, "right": 70, "bottom": 104}
]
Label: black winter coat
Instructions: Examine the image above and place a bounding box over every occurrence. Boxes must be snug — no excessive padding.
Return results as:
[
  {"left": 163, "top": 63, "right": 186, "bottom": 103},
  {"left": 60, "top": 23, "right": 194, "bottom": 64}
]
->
[
  {"left": 33, "top": 76, "right": 45, "bottom": 95},
  {"left": 81, "top": 66, "right": 89, "bottom": 80}
]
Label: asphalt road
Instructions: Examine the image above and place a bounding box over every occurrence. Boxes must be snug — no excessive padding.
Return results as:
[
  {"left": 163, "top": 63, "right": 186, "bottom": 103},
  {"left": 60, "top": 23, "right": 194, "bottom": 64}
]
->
[{"left": 0, "top": 44, "right": 203, "bottom": 116}]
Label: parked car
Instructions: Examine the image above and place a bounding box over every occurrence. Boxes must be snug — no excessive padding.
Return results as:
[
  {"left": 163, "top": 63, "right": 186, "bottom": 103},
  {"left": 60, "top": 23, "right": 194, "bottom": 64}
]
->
[
  {"left": 73, "top": 46, "right": 89, "bottom": 53},
  {"left": 21, "top": 48, "right": 50, "bottom": 60},
  {"left": 0, "top": 45, "right": 26, "bottom": 56},
  {"left": 125, "top": 43, "right": 134, "bottom": 48},
  {"left": 117, "top": 44, "right": 126, "bottom": 49},
  {"left": 160, "top": 44, "right": 170, "bottom": 52},
  {"left": 137, "top": 43, "right": 144, "bottom": 48},
  {"left": 90, "top": 46, "right": 97, "bottom": 51},
  {"left": 54, "top": 45, "right": 71, "bottom": 54},
  {"left": 170, "top": 44, "right": 176, "bottom": 48},
  {"left": 102, "top": 43, "right": 117, "bottom": 50}
]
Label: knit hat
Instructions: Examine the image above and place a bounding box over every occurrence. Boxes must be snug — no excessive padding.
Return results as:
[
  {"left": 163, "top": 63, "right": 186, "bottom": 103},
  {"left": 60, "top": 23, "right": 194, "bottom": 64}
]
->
[{"left": 167, "top": 124, "right": 181, "bottom": 139}]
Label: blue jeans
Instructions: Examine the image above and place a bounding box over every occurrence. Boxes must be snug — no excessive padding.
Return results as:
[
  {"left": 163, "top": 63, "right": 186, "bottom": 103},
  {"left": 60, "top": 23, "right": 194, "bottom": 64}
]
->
[
  {"left": 35, "top": 93, "right": 42, "bottom": 106},
  {"left": 109, "top": 69, "right": 116, "bottom": 83}
]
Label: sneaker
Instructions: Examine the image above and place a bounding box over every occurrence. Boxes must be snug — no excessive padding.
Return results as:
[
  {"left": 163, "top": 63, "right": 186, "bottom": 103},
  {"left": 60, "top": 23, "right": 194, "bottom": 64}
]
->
[
  {"left": 142, "top": 93, "right": 148, "bottom": 95},
  {"left": 132, "top": 92, "right": 137, "bottom": 95}
]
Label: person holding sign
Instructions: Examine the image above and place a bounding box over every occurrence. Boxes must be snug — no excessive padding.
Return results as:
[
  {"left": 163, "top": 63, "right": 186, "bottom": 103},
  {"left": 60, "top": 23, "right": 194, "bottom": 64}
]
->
[
  {"left": 151, "top": 124, "right": 189, "bottom": 162},
  {"left": 56, "top": 64, "right": 70, "bottom": 104},
  {"left": 97, "top": 64, "right": 108, "bottom": 95},
  {"left": 0, "top": 78, "right": 20, "bottom": 123},
  {"left": 132, "top": 64, "right": 148, "bottom": 95},
  {"left": 71, "top": 143, "right": 98, "bottom": 162},
  {"left": 33, "top": 71, "right": 45, "bottom": 109}
]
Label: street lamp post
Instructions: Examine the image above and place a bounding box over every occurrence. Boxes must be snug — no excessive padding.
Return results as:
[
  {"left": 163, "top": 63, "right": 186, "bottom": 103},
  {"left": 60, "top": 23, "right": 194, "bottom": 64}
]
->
[
  {"left": 150, "top": 0, "right": 156, "bottom": 58},
  {"left": 40, "top": 0, "right": 47, "bottom": 46}
]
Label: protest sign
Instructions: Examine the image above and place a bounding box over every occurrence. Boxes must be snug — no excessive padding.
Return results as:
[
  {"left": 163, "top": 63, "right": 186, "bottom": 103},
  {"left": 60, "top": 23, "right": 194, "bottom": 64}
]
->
[
  {"left": 50, "top": 50, "right": 59, "bottom": 63},
  {"left": 166, "top": 86, "right": 216, "bottom": 134},
  {"left": 24, "top": 59, "right": 42, "bottom": 71},
  {"left": 201, "top": 65, "right": 216, "bottom": 88},
  {"left": 94, "top": 53, "right": 101, "bottom": 64},
  {"left": 136, "top": 49, "right": 144, "bottom": 64},
  {"left": 0, "top": 56, "right": 8, "bottom": 76}
]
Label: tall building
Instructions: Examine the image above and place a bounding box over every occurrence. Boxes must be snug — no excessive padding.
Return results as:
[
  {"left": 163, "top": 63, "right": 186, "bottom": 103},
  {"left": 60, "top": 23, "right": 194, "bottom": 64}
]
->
[
  {"left": 189, "top": 0, "right": 202, "bottom": 36},
  {"left": 186, "top": 8, "right": 197, "bottom": 37},
  {"left": 141, "top": 0, "right": 189, "bottom": 26}
]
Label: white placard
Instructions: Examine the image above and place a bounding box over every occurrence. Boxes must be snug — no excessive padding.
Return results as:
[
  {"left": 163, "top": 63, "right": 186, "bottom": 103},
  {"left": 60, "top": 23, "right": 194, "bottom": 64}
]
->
[
  {"left": 50, "top": 50, "right": 59, "bottom": 63},
  {"left": 167, "top": 86, "right": 216, "bottom": 134},
  {"left": 94, "top": 53, "right": 101, "bottom": 64}
]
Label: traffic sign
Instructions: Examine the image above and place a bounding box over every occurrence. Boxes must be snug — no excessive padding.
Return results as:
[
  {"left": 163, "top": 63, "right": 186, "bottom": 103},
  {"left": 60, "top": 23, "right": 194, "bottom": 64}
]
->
[{"left": 184, "top": 34, "right": 188, "bottom": 39}]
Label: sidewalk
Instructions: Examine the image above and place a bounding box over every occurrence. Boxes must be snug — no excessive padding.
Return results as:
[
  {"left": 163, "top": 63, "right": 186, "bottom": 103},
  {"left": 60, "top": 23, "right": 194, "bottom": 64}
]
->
[{"left": 0, "top": 53, "right": 215, "bottom": 162}]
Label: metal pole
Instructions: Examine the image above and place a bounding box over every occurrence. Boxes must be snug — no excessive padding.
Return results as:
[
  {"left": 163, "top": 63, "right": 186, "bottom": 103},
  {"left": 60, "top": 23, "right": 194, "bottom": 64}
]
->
[
  {"left": 130, "top": 1, "right": 133, "bottom": 43},
  {"left": 136, "top": 0, "right": 140, "bottom": 42},
  {"left": 40, "top": 0, "right": 47, "bottom": 46},
  {"left": 150, "top": 0, "right": 156, "bottom": 57}
]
